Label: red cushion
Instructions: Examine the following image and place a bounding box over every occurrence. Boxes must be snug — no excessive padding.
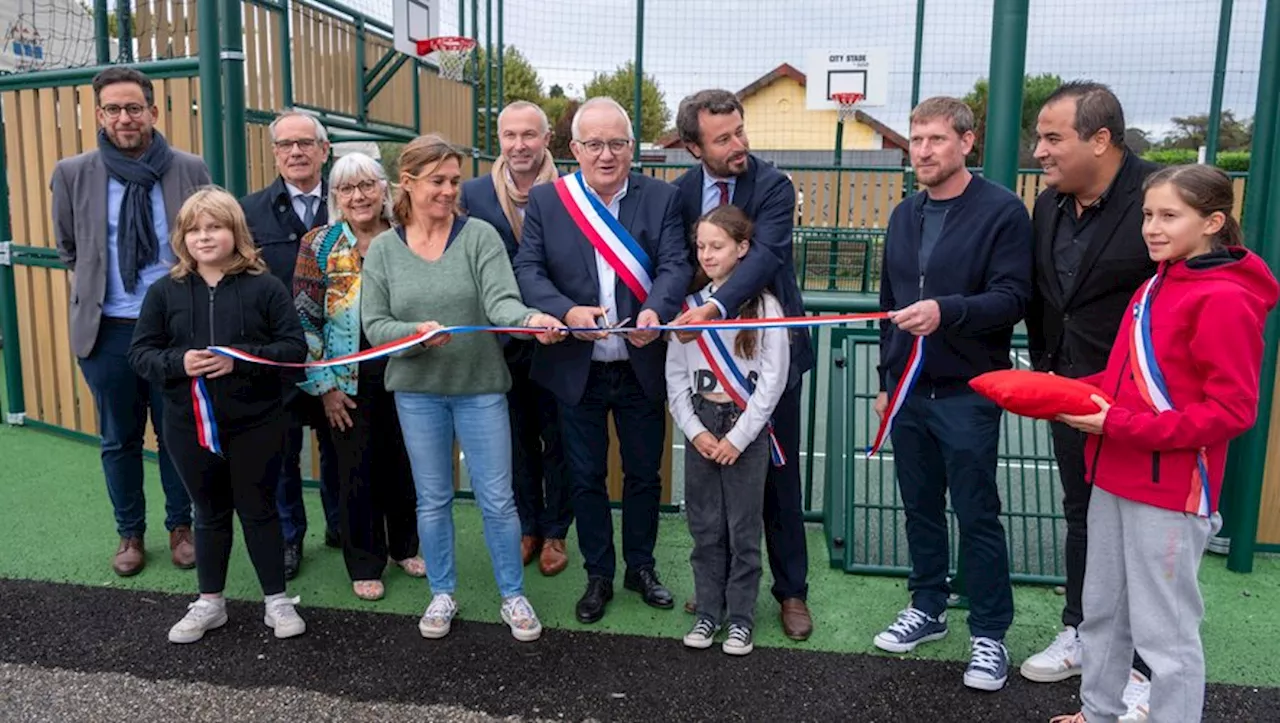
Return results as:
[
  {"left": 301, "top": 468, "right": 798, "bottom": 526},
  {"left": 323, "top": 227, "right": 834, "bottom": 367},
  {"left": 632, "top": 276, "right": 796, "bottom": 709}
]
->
[{"left": 969, "top": 370, "right": 1113, "bottom": 420}]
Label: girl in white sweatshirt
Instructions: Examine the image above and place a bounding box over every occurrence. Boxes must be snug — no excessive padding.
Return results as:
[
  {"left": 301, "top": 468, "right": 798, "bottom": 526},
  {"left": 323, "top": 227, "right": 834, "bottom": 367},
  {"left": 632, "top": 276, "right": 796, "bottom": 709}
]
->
[{"left": 665, "top": 204, "right": 790, "bottom": 656}]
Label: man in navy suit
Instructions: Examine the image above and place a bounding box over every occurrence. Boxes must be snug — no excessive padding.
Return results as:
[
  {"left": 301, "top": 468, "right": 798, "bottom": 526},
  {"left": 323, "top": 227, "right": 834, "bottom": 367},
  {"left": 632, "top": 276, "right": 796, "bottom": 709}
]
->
[
  {"left": 670, "top": 89, "right": 816, "bottom": 641},
  {"left": 239, "top": 111, "right": 341, "bottom": 580},
  {"left": 460, "top": 101, "right": 572, "bottom": 578},
  {"left": 514, "top": 97, "right": 693, "bottom": 624}
]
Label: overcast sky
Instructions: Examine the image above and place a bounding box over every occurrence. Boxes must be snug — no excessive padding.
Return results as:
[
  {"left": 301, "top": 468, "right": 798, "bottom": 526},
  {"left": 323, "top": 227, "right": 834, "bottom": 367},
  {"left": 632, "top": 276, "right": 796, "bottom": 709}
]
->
[{"left": 351, "top": 0, "right": 1266, "bottom": 139}]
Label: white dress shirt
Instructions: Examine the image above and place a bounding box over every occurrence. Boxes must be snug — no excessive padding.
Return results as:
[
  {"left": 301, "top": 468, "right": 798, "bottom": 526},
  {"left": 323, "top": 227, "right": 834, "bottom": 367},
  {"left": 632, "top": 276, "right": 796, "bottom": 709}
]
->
[
  {"left": 586, "top": 179, "right": 630, "bottom": 362},
  {"left": 285, "top": 181, "right": 324, "bottom": 227}
]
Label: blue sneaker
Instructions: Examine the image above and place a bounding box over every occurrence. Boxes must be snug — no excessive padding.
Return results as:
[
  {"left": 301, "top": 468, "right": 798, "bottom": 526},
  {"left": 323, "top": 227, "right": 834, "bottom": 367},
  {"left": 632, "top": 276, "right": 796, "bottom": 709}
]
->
[
  {"left": 964, "top": 636, "right": 1010, "bottom": 691},
  {"left": 873, "top": 607, "right": 948, "bottom": 653}
]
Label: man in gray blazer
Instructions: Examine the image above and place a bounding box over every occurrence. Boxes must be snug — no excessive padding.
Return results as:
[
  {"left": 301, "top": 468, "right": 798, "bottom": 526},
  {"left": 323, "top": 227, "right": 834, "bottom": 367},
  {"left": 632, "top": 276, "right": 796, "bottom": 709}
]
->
[{"left": 50, "top": 66, "right": 211, "bottom": 577}]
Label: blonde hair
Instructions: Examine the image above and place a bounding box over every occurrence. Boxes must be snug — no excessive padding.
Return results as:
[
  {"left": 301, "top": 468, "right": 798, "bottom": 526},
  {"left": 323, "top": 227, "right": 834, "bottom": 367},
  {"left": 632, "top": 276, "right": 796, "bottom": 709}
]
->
[
  {"left": 394, "top": 134, "right": 465, "bottom": 226},
  {"left": 169, "top": 186, "right": 267, "bottom": 279}
]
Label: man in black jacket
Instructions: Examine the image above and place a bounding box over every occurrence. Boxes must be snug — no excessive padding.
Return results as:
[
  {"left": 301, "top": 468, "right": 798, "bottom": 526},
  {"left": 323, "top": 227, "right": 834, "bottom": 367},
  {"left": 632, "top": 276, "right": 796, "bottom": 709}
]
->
[
  {"left": 1021, "top": 81, "right": 1157, "bottom": 715},
  {"left": 871, "top": 97, "right": 1031, "bottom": 693},
  {"left": 669, "top": 89, "right": 815, "bottom": 641},
  {"left": 239, "top": 111, "right": 340, "bottom": 580}
]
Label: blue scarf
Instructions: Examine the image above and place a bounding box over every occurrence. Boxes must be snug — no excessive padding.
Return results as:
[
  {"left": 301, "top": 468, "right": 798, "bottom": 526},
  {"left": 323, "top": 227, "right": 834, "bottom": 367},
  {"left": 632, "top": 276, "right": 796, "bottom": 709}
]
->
[{"left": 97, "top": 128, "right": 174, "bottom": 293}]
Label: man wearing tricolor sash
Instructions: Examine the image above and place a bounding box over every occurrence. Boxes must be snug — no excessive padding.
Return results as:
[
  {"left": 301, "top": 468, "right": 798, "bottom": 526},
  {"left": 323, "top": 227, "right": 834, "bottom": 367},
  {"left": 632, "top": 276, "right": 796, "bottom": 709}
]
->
[
  {"left": 871, "top": 97, "right": 1032, "bottom": 692},
  {"left": 670, "top": 89, "right": 815, "bottom": 641},
  {"left": 513, "top": 97, "right": 693, "bottom": 624}
]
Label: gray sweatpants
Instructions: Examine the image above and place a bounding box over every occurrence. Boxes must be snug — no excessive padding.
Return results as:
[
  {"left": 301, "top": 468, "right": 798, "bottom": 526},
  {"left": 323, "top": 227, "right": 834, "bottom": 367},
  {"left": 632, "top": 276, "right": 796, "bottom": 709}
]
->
[
  {"left": 684, "top": 396, "right": 769, "bottom": 628},
  {"left": 1080, "top": 486, "right": 1215, "bottom": 723}
]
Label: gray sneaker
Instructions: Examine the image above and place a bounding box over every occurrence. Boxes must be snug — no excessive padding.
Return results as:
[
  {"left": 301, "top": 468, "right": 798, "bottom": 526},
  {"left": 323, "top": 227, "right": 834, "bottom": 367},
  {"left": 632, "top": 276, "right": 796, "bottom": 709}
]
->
[
  {"left": 964, "top": 636, "right": 1010, "bottom": 691},
  {"left": 873, "top": 607, "right": 948, "bottom": 653}
]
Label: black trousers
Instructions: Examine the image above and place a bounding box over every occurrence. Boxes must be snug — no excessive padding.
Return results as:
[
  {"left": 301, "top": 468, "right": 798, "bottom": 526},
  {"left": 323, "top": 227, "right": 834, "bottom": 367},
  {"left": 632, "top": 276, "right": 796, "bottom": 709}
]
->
[
  {"left": 507, "top": 349, "right": 572, "bottom": 539},
  {"left": 327, "top": 377, "right": 420, "bottom": 581},
  {"left": 165, "top": 415, "right": 288, "bottom": 596},
  {"left": 558, "top": 362, "right": 665, "bottom": 581},
  {"left": 763, "top": 383, "right": 809, "bottom": 602}
]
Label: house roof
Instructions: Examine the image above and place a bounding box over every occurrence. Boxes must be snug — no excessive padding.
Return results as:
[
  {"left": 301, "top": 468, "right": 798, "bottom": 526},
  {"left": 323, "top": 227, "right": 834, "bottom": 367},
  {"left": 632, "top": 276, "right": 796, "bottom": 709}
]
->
[{"left": 657, "top": 63, "right": 907, "bottom": 151}]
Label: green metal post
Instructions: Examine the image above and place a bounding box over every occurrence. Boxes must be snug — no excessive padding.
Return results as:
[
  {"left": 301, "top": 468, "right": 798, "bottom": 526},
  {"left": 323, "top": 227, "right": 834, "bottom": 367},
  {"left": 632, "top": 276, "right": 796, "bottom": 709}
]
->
[
  {"left": 115, "top": 0, "right": 132, "bottom": 62},
  {"left": 471, "top": 0, "right": 480, "bottom": 176},
  {"left": 1205, "top": 0, "right": 1235, "bottom": 164},
  {"left": 833, "top": 122, "right": 844, "bottom": 167},
  {"left": 1226, "top": 0, "right": 1280, "bottom": 574},
  {"left": 0, "top": 117, "right": 25, "bottom": 424},
  {"left": 904, "top": 0, "right": 926, "bottom": 191},
  {"left": 497, "top": 0, "right": 504, "bottom": 119},
  {"left": 484, "top": 0, "right": 493, "bottom": 156},
  {"left": 355, "top": 18, "right": 367, "bottom": 125},
  {"left": 633, "top": 0, "right": 645, "bottom": 161},
  {"left": 279, "top": 0, "right": 294, "bottom": 108},
  {"left": 94, "top": 0, "right": 110, "bottom": 64},
  {"left": 221, "top": 0, "right": 247, "bottom": 198},
  {"left": 413, "top": 63, "right": 422, "bottom": 133},
  {"left": 197, "top": 1, "right": 224, "bottom": 186},
  {"left": 982, "top": 0, "right": 1030, "bottom": 190}
]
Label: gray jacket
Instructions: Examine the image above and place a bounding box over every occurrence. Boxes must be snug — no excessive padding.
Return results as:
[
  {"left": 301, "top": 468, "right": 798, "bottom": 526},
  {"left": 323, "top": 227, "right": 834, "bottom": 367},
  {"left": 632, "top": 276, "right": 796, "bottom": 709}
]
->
[{"left": 50, "top": 148, "right": 212, "bottom": 358}]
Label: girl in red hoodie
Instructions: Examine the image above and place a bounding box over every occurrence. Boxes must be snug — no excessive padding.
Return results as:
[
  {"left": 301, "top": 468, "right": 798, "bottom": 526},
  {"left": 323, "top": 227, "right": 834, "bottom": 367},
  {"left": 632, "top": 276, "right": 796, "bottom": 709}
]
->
[{"left": 1051, "top": 165, "right": 1278, "bottom": 723}]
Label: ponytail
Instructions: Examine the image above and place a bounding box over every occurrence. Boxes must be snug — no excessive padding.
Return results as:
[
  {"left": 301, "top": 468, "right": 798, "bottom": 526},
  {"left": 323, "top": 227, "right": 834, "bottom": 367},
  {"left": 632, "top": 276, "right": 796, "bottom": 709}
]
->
[{"left": 1217, "top": 212, "right": 1243, "bottom": 248}]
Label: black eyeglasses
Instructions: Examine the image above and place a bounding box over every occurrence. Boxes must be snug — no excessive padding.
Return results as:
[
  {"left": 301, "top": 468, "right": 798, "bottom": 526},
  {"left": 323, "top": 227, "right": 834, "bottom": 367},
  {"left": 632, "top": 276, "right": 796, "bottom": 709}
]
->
[
  {"left": 274, "top": 138, "right": 320, "bottom": 152},
  {"left": 100, "top": 104, "right": 148, "bottom": 118},
  {"left": 574, "top": 138, "right": 633, "bottom": 156},
  {"left": 335, "top": 179, "right": 380, "bottom": 198}
]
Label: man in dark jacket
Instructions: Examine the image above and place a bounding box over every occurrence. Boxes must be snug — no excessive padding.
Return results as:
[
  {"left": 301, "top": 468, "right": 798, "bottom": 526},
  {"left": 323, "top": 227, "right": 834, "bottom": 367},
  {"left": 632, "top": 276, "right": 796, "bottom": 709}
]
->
[
  {"left": 871, "top": 97, "right": 1031, "bottom": 693},
  {"left": 669, "top": 89, "right": 815, "bottom": 641},
  {"left": 1021, "top": 81, "right": 1157, "bottom": 716},
  {"left": 239, "top": 110, "right": 340, "bottom": 580}
]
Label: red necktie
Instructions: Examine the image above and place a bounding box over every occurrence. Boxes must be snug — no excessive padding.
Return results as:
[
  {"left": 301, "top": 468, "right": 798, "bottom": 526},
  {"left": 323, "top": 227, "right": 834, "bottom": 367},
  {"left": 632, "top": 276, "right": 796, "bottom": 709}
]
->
[{"left": 716, "top": 181, "right": 730, "bottom": 206}]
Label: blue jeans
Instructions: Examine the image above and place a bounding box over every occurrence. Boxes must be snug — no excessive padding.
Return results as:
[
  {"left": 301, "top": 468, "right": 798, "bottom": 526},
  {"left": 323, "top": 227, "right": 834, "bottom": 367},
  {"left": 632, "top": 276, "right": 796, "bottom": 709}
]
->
[
  {"left": 890, "top": 389, "right": 1014, "bottom": 640},
  {"left": 78, "top": 320, "right": 191, "bottom": 538},
  {"left": 395, "top": 391, "right": 524, "bottom": 598}
]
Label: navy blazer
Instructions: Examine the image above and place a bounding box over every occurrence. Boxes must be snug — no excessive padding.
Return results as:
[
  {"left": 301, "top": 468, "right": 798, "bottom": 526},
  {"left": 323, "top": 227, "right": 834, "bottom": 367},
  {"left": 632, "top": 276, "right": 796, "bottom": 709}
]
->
[
  {"left": 513, "top": 172, "right": 693, "bottom": 406},
  {"left": 460, "top": 175, "right": 521, "bottom": 261},
  {"left": 239, "top": 175, "right": 330, "bottom": 290},
  {"left": 672, "top": 155, "right": 814, "bottom": 384}
]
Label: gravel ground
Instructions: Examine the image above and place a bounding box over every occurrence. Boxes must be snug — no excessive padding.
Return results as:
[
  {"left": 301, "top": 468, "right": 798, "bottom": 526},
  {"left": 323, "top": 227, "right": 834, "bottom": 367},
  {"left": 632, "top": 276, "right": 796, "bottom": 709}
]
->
[
  {"left": 2, "top": 579, "right": 1277, "bottom": 722},
  {"left": 0, "top": 663, "right": 556, "bottom": 723}
]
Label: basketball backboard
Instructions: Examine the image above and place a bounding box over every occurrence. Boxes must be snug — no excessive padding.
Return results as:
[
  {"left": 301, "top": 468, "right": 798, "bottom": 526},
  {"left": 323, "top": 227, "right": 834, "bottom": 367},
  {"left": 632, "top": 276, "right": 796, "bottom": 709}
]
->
[
  {"left": 393, "top": 0, "right": 442, "bottom": 58},
  {"left": 805, "top": 49, "right": 890, "bottom": 110}
]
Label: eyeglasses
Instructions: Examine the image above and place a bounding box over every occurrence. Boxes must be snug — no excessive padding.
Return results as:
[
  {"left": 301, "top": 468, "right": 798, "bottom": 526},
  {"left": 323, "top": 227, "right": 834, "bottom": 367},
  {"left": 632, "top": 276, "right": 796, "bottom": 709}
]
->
[
  {"left": 100, "top": 103, "right": 148, "bottom": 119},
  {"left": 574, "top": 138, "right": 632, "bottom": 156},
  {"left": 274, "top": 138, "right": 320, "bottom": 152},
  {"left": 335, "top": 179, "right": 380, "bottom": 198}
]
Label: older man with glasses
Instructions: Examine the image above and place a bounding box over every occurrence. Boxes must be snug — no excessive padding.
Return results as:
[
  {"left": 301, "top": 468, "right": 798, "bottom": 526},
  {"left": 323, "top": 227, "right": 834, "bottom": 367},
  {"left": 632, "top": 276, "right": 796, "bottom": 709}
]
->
[
  {"left": 240, "top": 110, "right": 342, "bottom": 581},
  {"left": 513, "top": 97, "right": 693, "bottom": 624}
]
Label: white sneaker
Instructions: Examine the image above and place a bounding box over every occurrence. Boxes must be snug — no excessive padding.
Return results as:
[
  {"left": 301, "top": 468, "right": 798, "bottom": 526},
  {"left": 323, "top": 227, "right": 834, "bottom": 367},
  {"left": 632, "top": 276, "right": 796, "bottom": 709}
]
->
[
  {"left": 263, "top": 595, "right": 307, "bottom": 639},
  {"left": 168, "top": 597, "right": 228, "bottom": 644},
  {"left": 683, "top": 618, "right": 718, "bottom": 649},
  {"left": 419, "top": 593, "right": 458, "bottom": 639},
  {"left": 1020, "top": 627, "right": 1083, "bottom": 682},
  {"left": 500, "top": 595, "right": 542, "bottom": 642},
  {"left": 1120, "top": 669, "right": 1151, "bottom": 723}
]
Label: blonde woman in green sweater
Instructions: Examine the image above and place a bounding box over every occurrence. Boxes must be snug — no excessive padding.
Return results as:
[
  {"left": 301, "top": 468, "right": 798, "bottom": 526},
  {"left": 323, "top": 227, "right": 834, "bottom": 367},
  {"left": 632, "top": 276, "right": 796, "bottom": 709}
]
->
[{"left": 361, "top": 135, "right": 566, "bottom": 642}]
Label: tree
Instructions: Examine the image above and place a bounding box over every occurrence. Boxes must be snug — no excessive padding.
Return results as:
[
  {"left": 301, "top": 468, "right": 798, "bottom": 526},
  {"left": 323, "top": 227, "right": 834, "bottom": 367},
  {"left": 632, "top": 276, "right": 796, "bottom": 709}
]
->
[
  {"left": 549, "top": 100, "right": 580, "bottom": 160},
  {"left": 548, "top": 84, "right": 565, "bottom": 99},
  {"left": 1125, "top": 128, "right": 1153, "bottom": 154},
  {"left": 472, "top": 45, "right": 544, "bottom": 107},
  {"left": 962, "top": 73, "right": 1062, "bottom": 167},
  {"left": 1157, "top": 110, "right": 1252, "bottom": 152},
  {"left": 582, "top": 61, "right": 670, "bottom": 143}
]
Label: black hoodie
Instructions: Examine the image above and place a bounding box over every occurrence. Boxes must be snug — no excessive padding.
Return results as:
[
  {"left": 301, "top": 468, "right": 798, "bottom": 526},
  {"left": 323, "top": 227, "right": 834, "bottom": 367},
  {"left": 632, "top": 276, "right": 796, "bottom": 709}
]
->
[{"left": 129, "top": 270, "right": 307, "bottom": 433}]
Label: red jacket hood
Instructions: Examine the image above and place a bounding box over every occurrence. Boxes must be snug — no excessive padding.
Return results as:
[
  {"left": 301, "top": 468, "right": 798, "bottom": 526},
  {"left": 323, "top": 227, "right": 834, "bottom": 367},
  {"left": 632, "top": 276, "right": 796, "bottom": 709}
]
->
[{"left": 1084, "top": 246, "right": 1278, "bottom": 515}]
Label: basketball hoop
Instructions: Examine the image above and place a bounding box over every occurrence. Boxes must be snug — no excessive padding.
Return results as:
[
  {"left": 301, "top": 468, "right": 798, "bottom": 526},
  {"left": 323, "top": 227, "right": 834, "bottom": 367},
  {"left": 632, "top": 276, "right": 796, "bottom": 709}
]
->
[
  {"left": 831, "top": 92, "right": 864, "bottom": 124},
  {"left": 416, "top": 36, "right": 476, "bottom": 82}
]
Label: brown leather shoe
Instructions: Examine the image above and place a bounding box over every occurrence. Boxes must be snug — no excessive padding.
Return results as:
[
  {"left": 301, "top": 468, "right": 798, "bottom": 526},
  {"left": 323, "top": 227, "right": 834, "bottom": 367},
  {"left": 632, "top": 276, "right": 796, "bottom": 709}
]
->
[
  {"left": 539, "top": 538, "right": 568, "bottom": 576},
  {"left": 684, "top": 596, "right": 697, "bottom": 614},
  {"left": 781, "top": 598, "right": 813, "bottom": 641},
  {"left": 113, "top": 537, "right": 145, "bottom": 577},
  {"left": 170, "top": 526, "right": 196, "bottom": 569},
  {"left": 521, "top": 535, "right": 543, "bottom": 566}
]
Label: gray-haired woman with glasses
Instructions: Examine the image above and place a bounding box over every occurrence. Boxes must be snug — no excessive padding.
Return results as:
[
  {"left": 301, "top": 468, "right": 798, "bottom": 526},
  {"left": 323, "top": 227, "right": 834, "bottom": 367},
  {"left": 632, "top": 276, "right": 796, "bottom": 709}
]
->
[{"left": 292, "top": 152, "right": 424, "bottom": 601}]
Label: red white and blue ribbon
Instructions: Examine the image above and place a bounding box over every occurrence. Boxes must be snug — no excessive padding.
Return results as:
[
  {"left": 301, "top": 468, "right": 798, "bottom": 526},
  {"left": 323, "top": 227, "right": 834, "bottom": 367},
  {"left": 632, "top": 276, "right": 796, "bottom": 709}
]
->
[
  {"left": 191, "top": 377, "right": 223, "bottom": 456},
  {"left": 866, "top": 334, "right": 925, "bottom": 458},
  {"left": 201, "top": 313, "right": 924, "bottom": 459},
  {"left": 555, "top": 171, "right": 652, "bottom": 301},
  {"left": 684, "top": 291, "right": 785, "bottom": 467},
  {"left": 1129, "top": 272, "right": 1212, "bottom": 517}
]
